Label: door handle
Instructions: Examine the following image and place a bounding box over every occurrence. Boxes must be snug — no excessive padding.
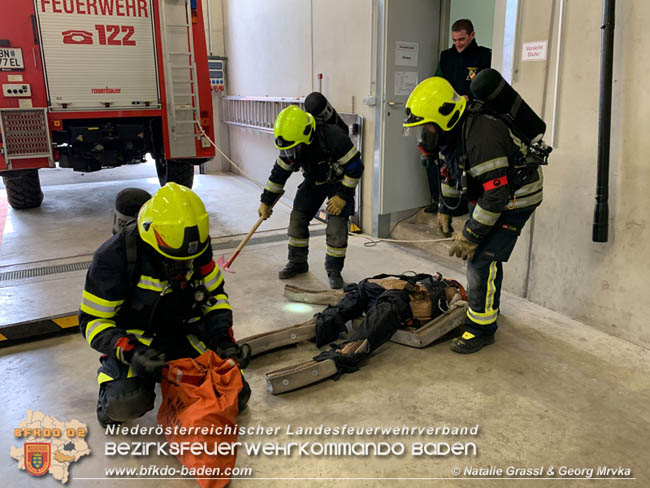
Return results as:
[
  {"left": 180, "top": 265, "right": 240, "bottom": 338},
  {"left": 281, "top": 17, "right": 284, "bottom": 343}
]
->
[{"left": 386, "top": 101, "right": 404, "bottom": 107}]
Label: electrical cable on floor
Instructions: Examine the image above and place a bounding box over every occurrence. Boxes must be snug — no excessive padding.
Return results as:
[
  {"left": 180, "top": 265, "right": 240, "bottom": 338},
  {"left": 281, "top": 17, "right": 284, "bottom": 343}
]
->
[{"left": 194, "top": 121, "right": 453, "bottom": 247}]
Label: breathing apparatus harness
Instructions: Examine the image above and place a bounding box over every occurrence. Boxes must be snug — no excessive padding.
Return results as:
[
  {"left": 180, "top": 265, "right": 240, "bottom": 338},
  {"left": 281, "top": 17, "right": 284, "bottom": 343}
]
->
[{"left": 438, "top": 100, "right": 552, "bottom": 210}]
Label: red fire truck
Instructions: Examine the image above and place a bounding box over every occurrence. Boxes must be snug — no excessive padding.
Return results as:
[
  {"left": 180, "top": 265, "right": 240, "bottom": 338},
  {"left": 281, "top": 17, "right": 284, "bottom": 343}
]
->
[{"left": 0, "top": 0, "right": 215, "bottom": 209}]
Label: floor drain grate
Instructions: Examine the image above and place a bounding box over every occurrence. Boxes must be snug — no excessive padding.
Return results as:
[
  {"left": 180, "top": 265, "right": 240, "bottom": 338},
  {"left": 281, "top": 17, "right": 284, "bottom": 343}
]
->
[
  {"left": 0, "top": 228, "right": 320, "bottom": 284},
  {"left": 0, "top": 261, "right": 92, "bottom": 282}
]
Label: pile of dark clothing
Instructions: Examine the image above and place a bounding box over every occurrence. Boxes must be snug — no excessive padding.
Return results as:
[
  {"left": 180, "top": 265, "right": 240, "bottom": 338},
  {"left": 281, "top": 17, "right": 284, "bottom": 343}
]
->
[{"left": 313, "top": 273, "right": 464, "bottom": 375}]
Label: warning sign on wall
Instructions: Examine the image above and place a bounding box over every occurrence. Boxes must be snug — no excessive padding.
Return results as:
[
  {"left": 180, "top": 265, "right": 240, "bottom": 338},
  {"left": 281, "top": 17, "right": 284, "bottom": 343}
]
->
[{"left": 521, "top": 40, "right": 548, "bottom": 62}]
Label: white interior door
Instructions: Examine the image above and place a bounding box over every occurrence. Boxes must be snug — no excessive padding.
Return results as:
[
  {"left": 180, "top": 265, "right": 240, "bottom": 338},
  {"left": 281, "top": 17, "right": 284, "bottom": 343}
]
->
[{"left": 373, "top": 0, "right": 441, "bottom": 236}]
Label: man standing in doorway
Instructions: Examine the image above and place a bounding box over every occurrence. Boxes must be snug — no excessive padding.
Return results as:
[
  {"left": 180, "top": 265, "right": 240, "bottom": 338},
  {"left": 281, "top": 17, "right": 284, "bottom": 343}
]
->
[
  {"left": 436, "top": 18, "right": 492, "bottom": 99},
  {"left": 427, "top": 20, "right": 489, "bottom": 227}
]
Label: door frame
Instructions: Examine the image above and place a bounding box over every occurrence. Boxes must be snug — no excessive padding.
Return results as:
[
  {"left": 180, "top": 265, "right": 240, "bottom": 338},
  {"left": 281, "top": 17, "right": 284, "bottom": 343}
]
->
[{"left": 371, "top": 0, "right": 450, "bottom": 237}]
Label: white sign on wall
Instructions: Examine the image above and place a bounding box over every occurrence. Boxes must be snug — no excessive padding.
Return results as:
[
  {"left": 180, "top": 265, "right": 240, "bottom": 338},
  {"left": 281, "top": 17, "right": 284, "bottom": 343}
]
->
[
  {"left": 521, "top": 40, "right": 548, "bottom": 61},
  {"left": 395, "top": 71, "right": 418, "bottom": 96},
  {"left": 395, "top": 41, "right": 419, "bottom": 67}
]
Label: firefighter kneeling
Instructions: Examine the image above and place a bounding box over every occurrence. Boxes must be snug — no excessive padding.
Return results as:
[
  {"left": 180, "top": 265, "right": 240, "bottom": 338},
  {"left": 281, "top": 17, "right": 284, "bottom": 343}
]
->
[{"left": 79, "top": 183, "right": 250, "bottom": 426}]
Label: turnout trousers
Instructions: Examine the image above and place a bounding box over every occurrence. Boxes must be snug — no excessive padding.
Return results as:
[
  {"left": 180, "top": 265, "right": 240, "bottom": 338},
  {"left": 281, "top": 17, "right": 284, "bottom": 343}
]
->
[
  {"left": 287, "top": 180, "right": 355, "bottom": 272},
  {"left": 464, "top": 207, "right": 536, "bottom": 337}
]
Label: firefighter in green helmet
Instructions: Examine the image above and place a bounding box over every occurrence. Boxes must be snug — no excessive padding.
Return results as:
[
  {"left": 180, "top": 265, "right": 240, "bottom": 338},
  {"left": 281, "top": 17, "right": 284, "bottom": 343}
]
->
[
  {"left": 80, "top": 183, "right": 250, "bottom": 426},
  {"left": 404, "top": 77, "right": 544, "bottom": 354},
  {"left": 258, "top": 105, "right": 364, "bottom": 289}
]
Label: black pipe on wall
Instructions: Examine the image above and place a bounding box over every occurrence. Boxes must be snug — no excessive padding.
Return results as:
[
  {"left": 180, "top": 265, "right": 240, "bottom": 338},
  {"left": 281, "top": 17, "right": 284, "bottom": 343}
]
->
[{"left": 593, "top": 0, "right": 616, "bottom": 242}]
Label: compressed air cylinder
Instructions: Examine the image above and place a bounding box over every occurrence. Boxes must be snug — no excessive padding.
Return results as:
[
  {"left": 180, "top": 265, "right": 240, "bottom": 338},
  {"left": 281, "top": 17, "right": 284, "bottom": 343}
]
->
[
  {"left": 304, "top": 92, "right": 349, "bottom": 133},
  {"left": 112, "top": 188, "right": 151, "bottom": 235},
  {"left": 470, "top": 68, "right": 546, "bottom": 144}
]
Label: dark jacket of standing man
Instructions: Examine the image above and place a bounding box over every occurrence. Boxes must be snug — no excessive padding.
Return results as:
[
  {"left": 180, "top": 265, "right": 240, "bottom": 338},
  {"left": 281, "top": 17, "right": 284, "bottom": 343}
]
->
[{"left": 436, "top": 19, "right": 492, "bottom": 98}]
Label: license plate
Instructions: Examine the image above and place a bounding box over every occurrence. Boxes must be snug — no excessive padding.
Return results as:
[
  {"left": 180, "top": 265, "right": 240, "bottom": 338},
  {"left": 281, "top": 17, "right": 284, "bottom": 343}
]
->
[{"left": 0, "top": 48, "right": 25, "bottom": 69}]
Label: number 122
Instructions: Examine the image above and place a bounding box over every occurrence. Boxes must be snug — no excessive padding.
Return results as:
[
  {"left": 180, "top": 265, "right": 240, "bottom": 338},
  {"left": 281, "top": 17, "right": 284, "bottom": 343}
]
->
[{"left": 95, "top": 25, "right": 136, "bottom": 46}]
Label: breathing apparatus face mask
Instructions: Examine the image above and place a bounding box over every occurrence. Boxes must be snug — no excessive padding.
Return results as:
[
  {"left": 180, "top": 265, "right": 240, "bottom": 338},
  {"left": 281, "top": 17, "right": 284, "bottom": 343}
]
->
[
  {"left": 279, "top": 143, "right": 306, "bottom": 161},
  {"left": 160, "top": 256, "right": 194, "bottom": 281},
  {"left": 403, "top": 124, "right": 441, "bottom": 154}
]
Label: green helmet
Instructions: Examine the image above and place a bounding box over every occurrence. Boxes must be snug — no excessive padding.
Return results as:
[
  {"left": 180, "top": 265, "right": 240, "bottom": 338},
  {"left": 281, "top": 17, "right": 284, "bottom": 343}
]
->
[
  {"left": 137, "top": 182, "right": 210, "bottom": 260},
  {"left": 274, "top": 105, "right": 315, "bottom": 149},
  {"left": 403, "top": 77, "right": 467, "bottom": 131}
]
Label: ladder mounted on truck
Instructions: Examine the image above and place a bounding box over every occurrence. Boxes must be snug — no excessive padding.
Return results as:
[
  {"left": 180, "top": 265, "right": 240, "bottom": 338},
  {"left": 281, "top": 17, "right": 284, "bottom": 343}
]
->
[{"left": 158, "top": 0, "right": 201, "bottom": 158}]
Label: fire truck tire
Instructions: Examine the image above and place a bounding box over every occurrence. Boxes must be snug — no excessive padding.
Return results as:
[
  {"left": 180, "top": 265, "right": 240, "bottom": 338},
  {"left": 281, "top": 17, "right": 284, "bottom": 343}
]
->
[
  {"left": 2, "top": 170, "right": 44, "bottom": 210},
  {"left": 155, "top": 159, "right": 194, "bottom": 188}
]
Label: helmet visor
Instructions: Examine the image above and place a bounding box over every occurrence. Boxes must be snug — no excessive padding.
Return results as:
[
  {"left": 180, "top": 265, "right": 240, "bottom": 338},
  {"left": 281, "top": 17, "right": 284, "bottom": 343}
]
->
[
  {"left": 279, "top": 143, "right": 306, "bottom": 161},
  {"left": 275, "top": 136, "right": 295, "bottom": 149},
  {"left": 404, "top": 124, "right": 441, "bottom": 153},
  {"left": 403, "top": 107, "right": 425, "bottom": 127}
]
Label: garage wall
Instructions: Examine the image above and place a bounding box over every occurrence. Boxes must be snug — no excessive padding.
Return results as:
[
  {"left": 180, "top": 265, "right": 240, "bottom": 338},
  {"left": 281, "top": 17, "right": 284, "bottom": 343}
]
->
[
  {"left": 511, "top": 0, "right": 650, "bottom": 349},
  {"left": 216, "top": 0, "right": 376, "bottom": 232},
  {"left": 200, "top": 0, "right": 229, "bottom": 172},
  {"left": 203, "top": 0, "right": 650, "bottom": 349}
]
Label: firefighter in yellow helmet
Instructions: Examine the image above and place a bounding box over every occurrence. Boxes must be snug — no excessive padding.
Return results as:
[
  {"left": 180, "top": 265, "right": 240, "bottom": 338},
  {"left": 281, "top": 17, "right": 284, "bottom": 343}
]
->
[
  {"left": 80, "top": 183, "right": 250, "bottom": 426},
  {"left": 258, "top": 104, "right": 363, "bottom": 289},
  {"left": 404, "top": 77, "right": 543, "bottom": 354}
]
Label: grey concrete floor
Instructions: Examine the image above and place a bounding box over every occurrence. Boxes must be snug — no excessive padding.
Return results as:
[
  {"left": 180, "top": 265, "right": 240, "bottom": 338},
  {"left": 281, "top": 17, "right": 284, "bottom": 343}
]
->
[{"left": 0, "top": 168, "right": 648, "bottom": 487}]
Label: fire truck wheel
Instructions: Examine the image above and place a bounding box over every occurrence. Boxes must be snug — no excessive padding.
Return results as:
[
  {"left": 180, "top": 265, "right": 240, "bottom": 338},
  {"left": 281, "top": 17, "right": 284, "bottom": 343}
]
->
[
  {"left": 2, "top": 170, "right": 44, "bottom": 210},
  {"left": 155, "top": 159, "right": 194, "bottom": 188}
]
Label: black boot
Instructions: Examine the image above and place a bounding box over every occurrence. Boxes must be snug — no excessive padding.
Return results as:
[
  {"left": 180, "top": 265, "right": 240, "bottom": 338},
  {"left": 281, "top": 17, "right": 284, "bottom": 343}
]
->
[
  {"left": 450, "top": 331, "right": 495, "bottom": 354},
  {"left": 238, "top": 376, "right": 251, "bottom": 412},
  {"left": 327, "top": 271, "right": 344, "bottom": 289},
  {"left": 423, "top": 203, "right": 438, "bottom": 213},
  {"left": 97, "top": 401, "right": 120, "bottom": 428},
  {"left": 278, "top": 261, "right": 309, "bottom": 279}
]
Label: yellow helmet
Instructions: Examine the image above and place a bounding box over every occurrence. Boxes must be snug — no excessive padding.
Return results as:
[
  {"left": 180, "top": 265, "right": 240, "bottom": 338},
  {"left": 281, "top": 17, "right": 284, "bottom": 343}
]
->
[
  {"left": 274, "top": 105, "right": 315, "bottom": 149},
  {"left": 137, "top": 182, "right": 210, "bottom": 260},
  {"left": 403, "top": 77, "right": 467, "bottom": 131}
]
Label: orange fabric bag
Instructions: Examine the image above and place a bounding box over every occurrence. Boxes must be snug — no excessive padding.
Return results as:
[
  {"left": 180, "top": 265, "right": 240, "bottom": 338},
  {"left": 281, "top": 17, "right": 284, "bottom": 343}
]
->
[{"left": 158, "top": 350, "right": 243, "bottom": 488}]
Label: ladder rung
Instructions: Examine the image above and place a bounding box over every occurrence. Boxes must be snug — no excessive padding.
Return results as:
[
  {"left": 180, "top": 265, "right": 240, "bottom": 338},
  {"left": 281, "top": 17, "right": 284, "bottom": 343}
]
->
[
  {"left": 167, "top": 23, "right": 190, "bottom": 28},
  {"left": 173, "top": 92, "right": 195, "bottom": 97},
  {"left": 169, "top": 52, "right": 192, "bottom": 55},
  {"left": 170, "top": 66, "right": 192, "bottom": 69}
]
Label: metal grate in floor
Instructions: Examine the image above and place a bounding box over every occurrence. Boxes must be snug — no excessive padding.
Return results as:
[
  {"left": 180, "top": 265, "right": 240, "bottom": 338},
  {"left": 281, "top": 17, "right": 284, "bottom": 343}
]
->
[
  {"left": 0, "top": 261, "right": 92, "bottom": 282},
  {"left": 0, "top": 228, "right": 323, "bottom": 284}
]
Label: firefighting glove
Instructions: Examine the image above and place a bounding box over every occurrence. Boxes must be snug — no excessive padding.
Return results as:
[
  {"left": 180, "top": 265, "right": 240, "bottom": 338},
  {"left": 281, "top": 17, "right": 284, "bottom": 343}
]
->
[
  {"left": 449, "top": 232, "right": 479, "bottom": 261},
  {"left": 213, "top": 341, "right": 251, "bottom": 369},
  {"left": 326, "top": 195, "right": 346, "bottom": 216},
  {"left": 131, "top": 347, "right": 167, "bottom": 381},
  {"left": 437, "top": 213, "right": 453, "bottom": 237},
  {"left": 258, "top": 202, "right": 272, "bottom": 220}
]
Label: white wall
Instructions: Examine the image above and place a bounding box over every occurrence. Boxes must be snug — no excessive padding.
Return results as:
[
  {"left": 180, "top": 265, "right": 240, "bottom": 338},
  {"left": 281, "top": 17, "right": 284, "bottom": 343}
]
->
[
  {"left": 512, "top": 0, "right": 650, "bottom": 349},
  {"left": 218, "top": 0, "right": 375, "bottom": 232},
  {"left": 201, "top": 0, "right": 229, "bottom": 172}
]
